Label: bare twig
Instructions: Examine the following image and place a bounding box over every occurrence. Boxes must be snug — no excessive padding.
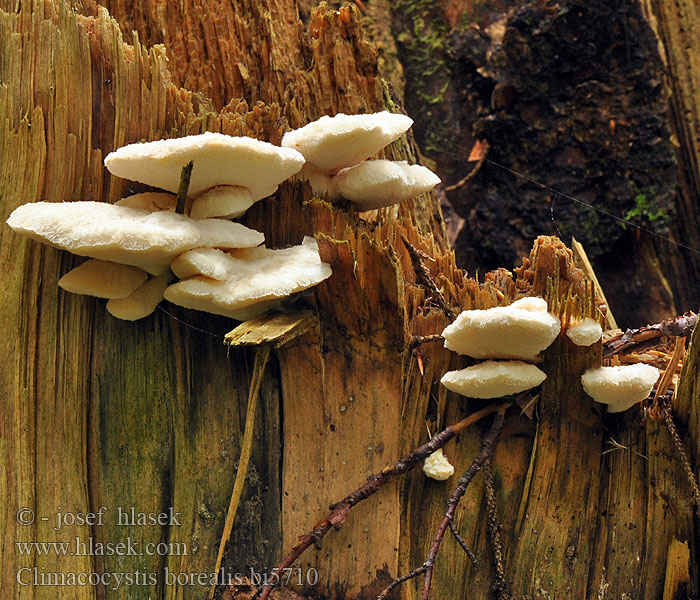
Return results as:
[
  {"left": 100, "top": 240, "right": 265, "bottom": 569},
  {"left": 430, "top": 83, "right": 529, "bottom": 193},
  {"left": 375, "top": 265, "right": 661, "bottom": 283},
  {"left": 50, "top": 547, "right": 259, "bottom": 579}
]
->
[
  {"left": 255, "top": 403, "right": 511, "bottom": 600},
  {"left": 377, "top": 412, "right": 506, "bottom": 600},
  {"left": 484, "top": 457, "right": 510, "bottom": 600},
  {"left": 410, "top": 334, "right": 445, "bottom": 350},
  {"left": 603, "top": 313, "right": 697, "bottom": 357},
  {"left": 444, "top": 141, "right": 490, "bottom": 192},
  {"left": 448, "top": 520, "right": 477, "bottom": 565},
  {"left": 659, "top": 397, "right": 700, "bottom": 514},
  {"left": 176, "top": 160, "right": 194, "bottom": 214},
  {"left": 402, "top": 238, "right": 457, "bottom": 321}
]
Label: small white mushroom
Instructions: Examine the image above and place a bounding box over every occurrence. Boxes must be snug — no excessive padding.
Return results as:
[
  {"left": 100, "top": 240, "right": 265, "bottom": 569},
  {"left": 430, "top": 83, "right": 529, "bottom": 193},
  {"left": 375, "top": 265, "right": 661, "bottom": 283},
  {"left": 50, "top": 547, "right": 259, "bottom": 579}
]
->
[
  {"left": 566, "top": 317, "right": 603, "bottom": 347},
  {"left": 581, "top": 364, "right": 660, "bottom": 413},
  {"left": 6, "top": 201, "right": 264, "bottom": 275},
  {"left": 171, "top": 248, "right": 232, "bottom": 281},
  {"left": 442, "top": 296, "right": 561, "bottom": 360},
  {"left": 441, "top": 360, "right": 547, "bottom": 399},
  {"left": 105, "top": 132, "right": 305, "bottom": 203},
  {"left": 59, "top": 259, "right": 148, "bottom": 298},
  {"left": 115, "top": 192, "right": 179, "bottom": 212},
  {"left": 163, "top": 236, "right": 332, "bottom": 321},
  {"left": 335, "top": 160, "right": 441, "bottom": 210},
  {"left": 281, "top": 112, "right": 413, "bottom": 173},
  {"left": 189, "top": 186, "right": 254, "bottom": 220},
  {"left": 106, "top": 274, "right": 170, "bottom": 321},
  {"left": 423, "top": 448, "right": 455, "bottom": 481}
]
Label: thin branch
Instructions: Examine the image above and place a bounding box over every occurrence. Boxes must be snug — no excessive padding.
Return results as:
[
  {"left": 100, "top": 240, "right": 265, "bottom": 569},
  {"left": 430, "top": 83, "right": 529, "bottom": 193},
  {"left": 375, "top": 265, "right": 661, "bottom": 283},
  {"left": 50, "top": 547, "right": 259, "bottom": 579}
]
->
[
  {"left": 376, "top": 412, "right": 506, "bottom": 600},
  {"left": 484, "top": 457, "right": 510, "bottom": 600},
  {"left": 410, "top": 334, "right": 445, "bottom": 350},
  {"left": 448, "top": 520, "right": 477, "bottom": 565},
  {"left": 403, "top": 238, "right": 457, "bottom": 321},
  {"left": 444, "top": 141, "right": 490, "bottom": 192},
  {"left": 255, "top": 402, "right": 511, "bottom": 600},
  {"left": 376, "top": 565, "right": 428, "bottom": 600},
  {"left": 176, "top": 160, "right": 194, "bottom": 214},
  {"left": 603, "top": 312, "right": 697, "bottom": 357}
]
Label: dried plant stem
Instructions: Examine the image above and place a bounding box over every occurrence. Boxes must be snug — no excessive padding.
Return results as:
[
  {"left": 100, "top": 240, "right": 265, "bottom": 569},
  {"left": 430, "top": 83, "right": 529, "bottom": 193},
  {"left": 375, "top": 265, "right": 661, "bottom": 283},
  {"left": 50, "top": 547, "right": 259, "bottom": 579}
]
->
[
  {"left": 403, "top": 238, "right": 457, "bottom": 321},
  {"left": 255, "top": 403, "right": 511, "bottom": 600},
  {"left": 659, "top": 398, "right": 700, "bottom": 514},
  {"left": 176, "top": 160, "right": 194, "bottom": 214},
  {"left": 210, "top": 346, "right": 271, "bottom": 600},
  {"left": 484, "top": 457, "right": 510, "bottom": 600},
  {"left": 377, "top": 411, "right": 506, "bottom": 600}
]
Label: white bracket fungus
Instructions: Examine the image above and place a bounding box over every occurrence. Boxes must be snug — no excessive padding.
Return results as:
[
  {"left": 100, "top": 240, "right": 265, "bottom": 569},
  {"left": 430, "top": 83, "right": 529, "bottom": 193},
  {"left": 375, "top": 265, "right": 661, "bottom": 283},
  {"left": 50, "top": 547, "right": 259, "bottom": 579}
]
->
[
  {"left": 194, "top": 218, "right": 265, "bottom": 249},
  {"left": 281, "top": 112, "right": 413, "bottom": 173},
  {"left": 171, "top": 247, "right": 233, "bottom": 281},
  {"left": 189, "top": 186, "right": 254, "bottom": 220},
  {"left": 566, "top": 317, "right": 603, "bottom": 347},
  {"left": 115, "top": 192, "right": 180, "bottom": 212},
  {"left": 106, "top": 275, "right": 170, "bottom": 321},
  {"left": 442, "top": 296, "right": 561, "bottom": 360},
  {"left": 163, "top": 237, "right": 332, "bottom": 321},
  {"left": 6, "top": 201, "right": 264, "bottom": 275},
  {"left": 105, "top": 132, "right": 306, "bottom": 218},
  {"left": 441, "top": 360, "right": 547, "bottom": 399},
  {"left": 59, "top": 259, "right": 148, "bottom": 299},
  {"left": 335, "top": 160, "right": 441, "bottom": 211},
  {"left": 283, "top": 112, "right": 440, "bottom": 209},
  {"left": 423, "top": 448, "right": 455, "bottom": 481},
  {"left": 581, "top": 364, "right": 660, "bottom": 413}
]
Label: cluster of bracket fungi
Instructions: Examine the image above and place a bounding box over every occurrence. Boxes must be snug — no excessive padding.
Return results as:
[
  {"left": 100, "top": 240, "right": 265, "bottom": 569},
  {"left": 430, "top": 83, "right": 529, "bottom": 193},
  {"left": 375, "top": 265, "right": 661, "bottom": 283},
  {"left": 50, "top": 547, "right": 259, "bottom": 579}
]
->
[{"left": 6, "top": 112, "right": 439, "bottom": 320}]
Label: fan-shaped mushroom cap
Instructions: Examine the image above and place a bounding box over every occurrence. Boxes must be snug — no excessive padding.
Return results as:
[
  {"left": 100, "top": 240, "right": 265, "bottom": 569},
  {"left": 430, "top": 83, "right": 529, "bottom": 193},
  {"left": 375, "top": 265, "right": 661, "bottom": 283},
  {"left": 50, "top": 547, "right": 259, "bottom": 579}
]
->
[
  {"left": 441, "top": 360, "right": 547, "bottom": 399},
  {"left": 423, "top": 449, "right": 454, "bottom": 481},
  {"left": 163, "top": 236, "right": 332, "bottom": 321},
  {"left": 281, "top": 112, "right": 413, "bottom": 173},
  {"left": 189, "top": 186, "right": 254, "bottom": 220},
  {"left": 566, "top": 317, "right": 603, "bottom": 346},
  {"left": 105, "top": 132, "right": 305, "bottom": 201},
  {"left": 195, "top": 219, "right": 264, "bottom": 249},
  {"left": 59, "top": 259, "right": 148, "bottom": 298},
  {"left": 106, "top": 275, "right": 169, "bottom": 321},
  {"left": 442, "top": 296, "right": 561, "bottom": 360},
  {"left": 6, "top": 202, "right": 264, "bottom": 275},
  {"left": 335, "top": 160, "right": 440, "bottom": 210},
  {"left": 171, "top": 248, "right": 231, "bottom": 281},
  {"left": 581, "top": 364, "right": 660, "bottom": 412},
  {"left": 115, "top": 192, "right": 179, "bottom": 212}
]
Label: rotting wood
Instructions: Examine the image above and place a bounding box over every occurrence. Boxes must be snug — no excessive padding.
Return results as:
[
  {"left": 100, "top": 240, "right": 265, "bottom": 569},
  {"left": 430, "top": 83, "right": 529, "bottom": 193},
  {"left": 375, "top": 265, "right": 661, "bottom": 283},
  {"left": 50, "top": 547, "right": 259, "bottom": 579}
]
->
[
  {"left": 572, "top": 236, "right": 618, "bottom": 330},
  {"left": 662, "top": 538, "right": 691, "bottom": 600}
]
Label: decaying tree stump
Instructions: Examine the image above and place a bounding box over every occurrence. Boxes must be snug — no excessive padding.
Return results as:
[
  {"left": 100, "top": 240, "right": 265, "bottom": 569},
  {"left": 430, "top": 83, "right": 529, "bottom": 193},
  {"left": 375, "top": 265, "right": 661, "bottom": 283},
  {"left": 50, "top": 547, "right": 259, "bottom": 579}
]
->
[{"left": 0, "top": 1, "right": 698, "bottom": 599}]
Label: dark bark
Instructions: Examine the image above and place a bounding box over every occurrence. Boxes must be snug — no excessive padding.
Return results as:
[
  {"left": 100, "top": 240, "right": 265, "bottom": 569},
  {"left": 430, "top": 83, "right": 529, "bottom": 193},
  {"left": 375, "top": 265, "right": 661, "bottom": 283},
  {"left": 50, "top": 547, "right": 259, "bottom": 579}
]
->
[{"left": 392, "top": 0, "right": 684, "bottom": 327}]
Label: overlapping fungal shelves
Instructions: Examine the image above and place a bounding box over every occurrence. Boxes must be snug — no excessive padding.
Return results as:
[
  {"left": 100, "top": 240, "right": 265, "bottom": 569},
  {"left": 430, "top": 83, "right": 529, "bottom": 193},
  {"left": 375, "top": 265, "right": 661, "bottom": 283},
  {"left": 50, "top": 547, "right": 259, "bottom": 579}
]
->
[{"left": 0, "top": 2, "right": 698, "bottom": 600}]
